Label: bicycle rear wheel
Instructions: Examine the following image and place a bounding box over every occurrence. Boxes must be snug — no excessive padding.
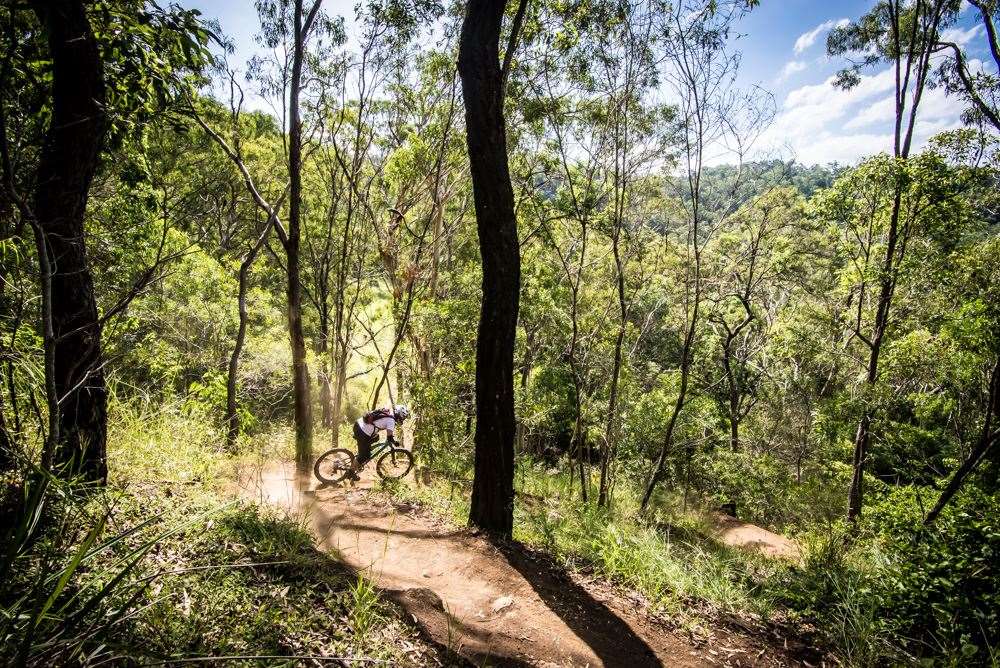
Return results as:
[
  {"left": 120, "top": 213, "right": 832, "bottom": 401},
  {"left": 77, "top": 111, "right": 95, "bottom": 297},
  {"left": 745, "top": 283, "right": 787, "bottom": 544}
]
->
[
  {"left": 314, "top": 448, "right": 356, "bottom": 484},
  {"left": 376, "top": 448, "right": 414, "bottom": 480}
]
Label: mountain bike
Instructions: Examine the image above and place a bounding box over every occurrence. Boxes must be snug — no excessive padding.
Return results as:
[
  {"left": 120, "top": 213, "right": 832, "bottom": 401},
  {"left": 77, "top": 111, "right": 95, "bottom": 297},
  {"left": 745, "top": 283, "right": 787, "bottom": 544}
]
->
[{"left": 313, "top": 439, "right": 415, "bottom": 485}]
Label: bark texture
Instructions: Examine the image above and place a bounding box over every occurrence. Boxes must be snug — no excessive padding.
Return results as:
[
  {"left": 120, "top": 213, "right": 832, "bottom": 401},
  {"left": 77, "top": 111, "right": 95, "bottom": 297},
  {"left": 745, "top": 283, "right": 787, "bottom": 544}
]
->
[
  {"left": 287, "top": 0, "right": 315, "bottom": 470},
  {"left": 31, "top": 0, "right": 108, "bottom": 483},
  {"left": 458, "top": 0, "right": 521, "bottom": 537}
]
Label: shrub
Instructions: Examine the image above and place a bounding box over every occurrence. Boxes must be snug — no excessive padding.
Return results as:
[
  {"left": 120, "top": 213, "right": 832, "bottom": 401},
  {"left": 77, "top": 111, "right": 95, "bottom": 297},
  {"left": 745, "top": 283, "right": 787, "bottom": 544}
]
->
[{"left": 869, "top": 486, "right": 1000, "bottom": 662}]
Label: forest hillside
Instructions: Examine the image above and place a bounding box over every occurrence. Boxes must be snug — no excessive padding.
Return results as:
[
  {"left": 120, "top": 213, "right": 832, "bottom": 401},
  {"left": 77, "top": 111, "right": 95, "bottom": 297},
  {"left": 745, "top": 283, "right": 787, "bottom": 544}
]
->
[{"left": 2, "top": 0, "right": 998, "bottom": 666}]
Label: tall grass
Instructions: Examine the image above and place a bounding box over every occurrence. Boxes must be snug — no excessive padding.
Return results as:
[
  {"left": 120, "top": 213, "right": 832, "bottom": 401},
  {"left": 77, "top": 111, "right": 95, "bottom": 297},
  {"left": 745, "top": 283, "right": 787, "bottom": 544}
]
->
[
  {"left": 107, "top": 398, "right": 229, "bottom": 487},
  {"left": 5, "top": 402, "right": 444, "bottom": 665},
  {"left": 0, "top": 462, "right": 222, "bottom": 666},
  {"left": 391, "top": 455, "right": 789, "bottom": 621},
  {"left": 511, "top": 461, "right": 787, "bottom": 618}
]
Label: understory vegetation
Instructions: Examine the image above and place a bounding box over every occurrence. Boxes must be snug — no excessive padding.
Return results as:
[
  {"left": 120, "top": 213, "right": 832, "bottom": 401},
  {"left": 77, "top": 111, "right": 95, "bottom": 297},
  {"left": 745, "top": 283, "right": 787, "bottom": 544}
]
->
[
  {"left": 3, "top": 0, "right": 1000, "bottom": 665},
  {"left": 1, "top": 405, "right": 444, "bottom": 666},
  {"left": 392, "top": 445, "right": 999, "bottom": 665}
]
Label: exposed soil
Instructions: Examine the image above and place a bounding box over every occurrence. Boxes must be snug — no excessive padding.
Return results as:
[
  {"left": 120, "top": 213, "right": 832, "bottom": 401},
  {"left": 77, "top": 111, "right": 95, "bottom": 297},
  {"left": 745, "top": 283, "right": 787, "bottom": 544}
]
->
[
  {"left": 710, "top": 513, "right": 802, "bottom": 561},
  {"left": 237, "top": 461, "right": 820, "bottom": 667}
]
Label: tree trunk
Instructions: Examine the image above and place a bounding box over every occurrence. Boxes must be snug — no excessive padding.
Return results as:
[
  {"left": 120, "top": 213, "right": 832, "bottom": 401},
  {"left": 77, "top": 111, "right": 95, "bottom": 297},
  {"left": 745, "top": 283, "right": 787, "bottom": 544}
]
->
[
  {"left": 331, "top": 350, "right": 347, "bottom": 448},
  {"left": 642, "top": 280, "right": 700, "bottom": 510},
  {"left": 226, "top": 258, "right": 252, "bottom": 446},
  {"left": 225, "top": 223, "right": 270, "bottom": 447},
  {"left": 329, "top": 183, "right": 354, "bottom": 447},
  {"left": 319, "top": 364, "right": 332, "bottom": 427},
  {"left": 317, "top": 302, "right": 331, "bottom": 427},
  {"left": 288, "top": 0, "right": 314, "bottom": 471},
  {"left": 599, "top": 227, "right": 627, "bottom": 507},
  {"left": 847, "top": 189, "right": 902, "bottom": 522},
  {"left": 31, "top": 0, "right": 108, "bottom": 483},
  {"left": 458, "top": 0, "right": 521, "bottom": 538}
]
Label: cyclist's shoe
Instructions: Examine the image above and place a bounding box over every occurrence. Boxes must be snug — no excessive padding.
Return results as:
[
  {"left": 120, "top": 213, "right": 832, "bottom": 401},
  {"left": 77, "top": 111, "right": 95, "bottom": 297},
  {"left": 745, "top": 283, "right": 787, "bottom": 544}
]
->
[{"left": 346, "top": 469, "right": 361, "bottom": 481}]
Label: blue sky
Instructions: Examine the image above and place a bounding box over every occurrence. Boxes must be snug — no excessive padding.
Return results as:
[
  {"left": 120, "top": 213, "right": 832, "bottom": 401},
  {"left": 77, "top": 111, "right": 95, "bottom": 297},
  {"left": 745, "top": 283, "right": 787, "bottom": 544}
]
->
[{"left": 187, "top": 0, "right": 984, "bottom": 166}]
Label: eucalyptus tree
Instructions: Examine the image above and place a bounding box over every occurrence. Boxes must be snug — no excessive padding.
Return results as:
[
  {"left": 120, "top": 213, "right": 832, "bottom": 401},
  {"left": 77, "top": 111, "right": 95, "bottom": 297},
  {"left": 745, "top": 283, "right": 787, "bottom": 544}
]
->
[
  {"left": 827, "top": 0, "right": 960, "bottom": 522},
  {"left": 458, "top": 0, "right": 526, "bottom": 536},
  {"left": 282, "top": 0, "right": 331, "bottom": 467},
  {"left": 0, "top": 0, "right": 210, "bottom": 482},
  {"left": 205, "top": 0, "right": 344, "bottom": 468},
  {"left": 527, "top": 59, "right": 609, "bottom": 502},
  {"left": 20, "top": 0, "right": 107, "bottom": 480},
  {"left": 935, "top": 0, "right": 1000, "bottom": 132},
  {"left": 188, "top": 82, "right": 287, "bottom": 446},
  {"left": 520, "top": 0, "right": 674, "bottom": 503},
  {"left": 588, "top": 3, "right": 674, "bottom": 507},
  {"left": 641, "top": 0, "right": 770, "bottom": 510},
  {"left": 311, "top": 0, "right": 448, "bottom": 425},
  {"left": 707, "top": 187, "right": 802, "bottom": 452}
]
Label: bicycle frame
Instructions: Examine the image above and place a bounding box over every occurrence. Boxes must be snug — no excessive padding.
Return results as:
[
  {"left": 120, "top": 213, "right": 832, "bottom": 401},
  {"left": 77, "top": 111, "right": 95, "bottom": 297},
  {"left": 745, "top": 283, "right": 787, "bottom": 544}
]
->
[{"left": 360, "top": 440, "right": 401, "bottom": 468}]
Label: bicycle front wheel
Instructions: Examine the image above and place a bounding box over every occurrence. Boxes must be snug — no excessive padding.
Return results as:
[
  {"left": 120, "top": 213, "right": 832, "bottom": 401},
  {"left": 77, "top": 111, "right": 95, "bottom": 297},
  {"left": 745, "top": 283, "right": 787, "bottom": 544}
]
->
[
  {"left": 314, "top": 448, "right": 356, "bottom": 484},
  {"left": 376, "top": 448, "right": 414, "bottom": 480}
]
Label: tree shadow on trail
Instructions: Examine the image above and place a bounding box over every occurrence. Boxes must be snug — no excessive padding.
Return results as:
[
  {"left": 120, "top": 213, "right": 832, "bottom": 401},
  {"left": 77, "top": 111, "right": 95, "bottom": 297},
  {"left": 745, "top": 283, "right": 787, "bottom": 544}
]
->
[{"left": 492, "top": 539, "right": 665, "bottom": 667}]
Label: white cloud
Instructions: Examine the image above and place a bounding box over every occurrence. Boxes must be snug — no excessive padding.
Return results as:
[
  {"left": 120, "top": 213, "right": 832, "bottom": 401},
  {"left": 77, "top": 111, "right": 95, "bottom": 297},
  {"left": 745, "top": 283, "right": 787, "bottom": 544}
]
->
[
  {"left": 792, "top": 132, "right": 896, "bottom": 165},
  {"left": 793, "top": 18, "right": 850, "bottom": 55},
  {"left": 843, "top": 95, "right": 895, "bottom": 130},
  {"left": 755, "top": 64, "right": 966, "bottom": 165},
  {"left": 939, "top": 23, "right": 983, "bottom": 47},
  {"left": 775, "top": 60, "right": 808, "bottom": 84}
]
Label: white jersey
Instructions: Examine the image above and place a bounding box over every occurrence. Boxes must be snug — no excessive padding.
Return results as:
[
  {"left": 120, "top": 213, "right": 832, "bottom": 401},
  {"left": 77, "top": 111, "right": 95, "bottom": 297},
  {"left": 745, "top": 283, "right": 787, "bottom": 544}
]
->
[{"left": 356, "top": 414, "right": 395, "bottom": 437}]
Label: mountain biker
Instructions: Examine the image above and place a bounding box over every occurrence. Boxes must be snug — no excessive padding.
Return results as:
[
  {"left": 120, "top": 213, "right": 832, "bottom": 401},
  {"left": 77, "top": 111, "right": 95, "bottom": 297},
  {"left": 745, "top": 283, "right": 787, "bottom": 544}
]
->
[{"left": 349, "top": 404, "right": 410, "bottom": 480}]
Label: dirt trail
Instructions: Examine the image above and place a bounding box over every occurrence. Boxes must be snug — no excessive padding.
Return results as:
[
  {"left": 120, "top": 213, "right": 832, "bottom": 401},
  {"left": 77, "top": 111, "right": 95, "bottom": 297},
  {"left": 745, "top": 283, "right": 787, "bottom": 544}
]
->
[{"left": 238, "top": 461, "right": 803, "bottom": 667}]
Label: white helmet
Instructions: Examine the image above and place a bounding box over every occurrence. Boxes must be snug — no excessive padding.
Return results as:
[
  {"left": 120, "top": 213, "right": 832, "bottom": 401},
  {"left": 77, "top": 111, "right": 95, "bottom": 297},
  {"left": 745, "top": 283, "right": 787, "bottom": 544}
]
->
[{"left": 394, "top": 404, "right": 411, "bottom": 421}]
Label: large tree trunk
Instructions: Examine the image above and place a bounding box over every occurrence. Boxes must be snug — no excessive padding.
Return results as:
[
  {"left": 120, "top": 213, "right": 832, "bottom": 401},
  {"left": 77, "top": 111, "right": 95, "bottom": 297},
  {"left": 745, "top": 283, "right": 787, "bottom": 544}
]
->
[
  {"left": 31, "top": 0, "right": 108, "bottom": 483},
  {"left": 458, "top": 0, "right": 521, "bottom": 538},
  {"left": 287, "top": 0, "right": 315, "bottom": 471}
]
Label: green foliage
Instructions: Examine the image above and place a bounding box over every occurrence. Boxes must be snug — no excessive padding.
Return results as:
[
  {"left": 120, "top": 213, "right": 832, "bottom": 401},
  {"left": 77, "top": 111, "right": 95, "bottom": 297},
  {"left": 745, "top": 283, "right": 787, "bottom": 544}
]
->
[
  {"left": 511, "top": 463, "right": 787, "bottom": 616},
  {"left": 0, "top": 465, "right": 224, "bottom": 666},
  {"left": 3, "top": 0, "right": 1000, "bottom": 664},
  {"left": 870, "top": 487, "right": 1000, "bottom": 662}
]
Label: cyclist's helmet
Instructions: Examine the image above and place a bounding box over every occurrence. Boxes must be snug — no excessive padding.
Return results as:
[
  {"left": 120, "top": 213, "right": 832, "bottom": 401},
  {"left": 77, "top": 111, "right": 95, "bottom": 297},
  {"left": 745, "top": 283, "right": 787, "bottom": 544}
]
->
[{"left": 394, "top": 404, "right": 411, "bottom": 422}]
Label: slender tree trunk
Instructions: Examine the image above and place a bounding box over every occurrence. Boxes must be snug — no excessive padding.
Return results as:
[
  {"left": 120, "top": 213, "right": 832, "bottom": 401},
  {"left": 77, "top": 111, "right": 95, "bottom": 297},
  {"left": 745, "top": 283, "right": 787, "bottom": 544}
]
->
[
  {"left": 331, "top": 351, "right": 347, "bottom": 448},
  {"left": 458, "top": 0, "right": 521, "bottom": 537},
  {"left": 287, "top": 0, "right": 315, "bottom": 471},
  {"left": 318, "top": 306, "right": 331, "bottom": 427},
  {"left": 845, "top": 0, "right": 945, "bottom": 522},
  {"left": 721, "top": 342, "right": 740, "bottom": 451},
  {"left": 30, "top": 0, "right": 108, "bottom": 483},
  {"left": 642, "top": 269, "right": 701, "bottom": 510},
  {"left": 371, "top": 281, "right": 416, "bottom": 409},
  {"left": 225, "top": 224, "right": 271, "bottom": 447},
  {"left": 226, "top": 259, "right": 252, "bottom": 446},
  {"left": 599, "top": 235, "right": 626, "bottom": 506},
  {"left": 329, "top": 183, "right": 353, "bottom": 447},
  {"left": 429, "top": 187, "right": 443, "bottom": 299},
  {"left": 566, "top": 224, "right": 588, "bottom": 502},
  {"left": 847, "top": 190, "right": 902, "bottom": 522}
]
